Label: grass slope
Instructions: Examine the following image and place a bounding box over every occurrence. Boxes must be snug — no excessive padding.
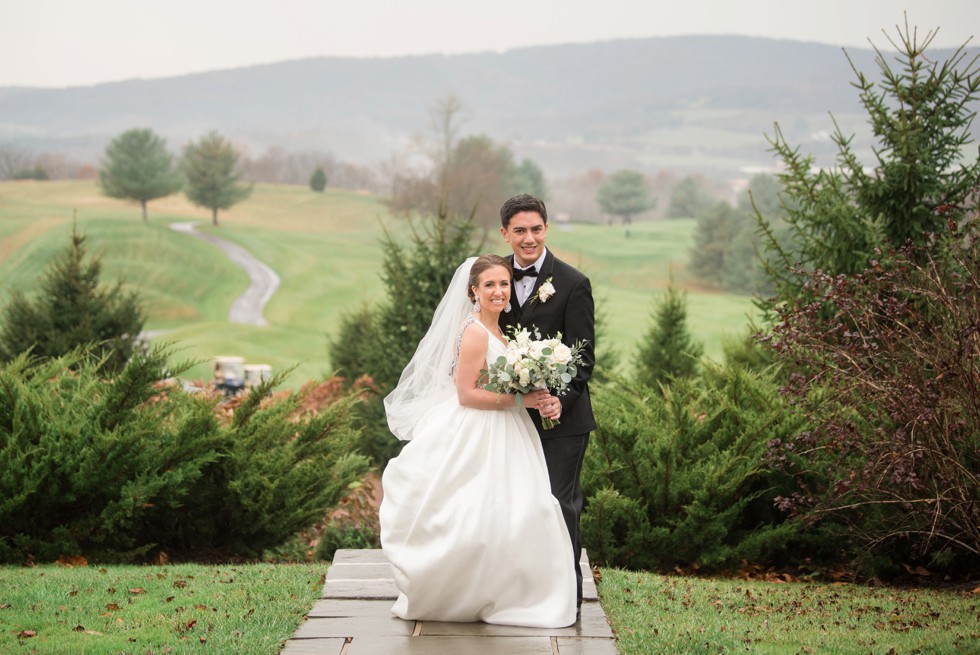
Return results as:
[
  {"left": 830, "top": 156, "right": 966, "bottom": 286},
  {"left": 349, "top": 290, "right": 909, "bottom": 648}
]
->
[{"left": 0, "top": 180, "right": 756, "bottom": 386}]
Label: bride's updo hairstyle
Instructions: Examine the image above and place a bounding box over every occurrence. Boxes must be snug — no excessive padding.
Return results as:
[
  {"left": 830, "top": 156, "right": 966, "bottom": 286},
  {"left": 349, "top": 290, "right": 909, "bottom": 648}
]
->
[{"left": 467, "top": 254, "right": 511, "bottom": 302}]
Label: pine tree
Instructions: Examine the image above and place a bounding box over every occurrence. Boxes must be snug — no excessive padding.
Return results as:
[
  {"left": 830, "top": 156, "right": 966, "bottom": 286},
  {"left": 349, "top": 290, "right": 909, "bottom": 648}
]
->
[
  {"left": 181, "top": 131, "right": 252, "bottom": 226},
  {"left": 0, "top": 225, "right": 145, "bottom": 373},
  {"left": 310, "top": 166, "right": 327, "bottom": 192},
  {"left": 635, "top": 282, "right": 703, "bottom": 388},
  {"left": 99, "top": 128, "right": 183, "bottom": 222},
  {"left": 756, "top": 21, "right": 980, "bottom": 310}
]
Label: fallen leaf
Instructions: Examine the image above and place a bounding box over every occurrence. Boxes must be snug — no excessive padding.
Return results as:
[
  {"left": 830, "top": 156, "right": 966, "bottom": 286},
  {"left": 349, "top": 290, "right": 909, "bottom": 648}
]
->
[
  {"left": 56, "top": 555, "right": 88, "bottom": 568},
  {"left": 105, "top": 603, "right": 120, "bottom": 611},
  {"left": 128, "top": 588, "right": 146, "bottom": 595},
  {"left": 73, "top": 625, "right": 85, "bottom": 632},
  {"left": 17, "top": 630, "right": 37, "bottom": 639}
]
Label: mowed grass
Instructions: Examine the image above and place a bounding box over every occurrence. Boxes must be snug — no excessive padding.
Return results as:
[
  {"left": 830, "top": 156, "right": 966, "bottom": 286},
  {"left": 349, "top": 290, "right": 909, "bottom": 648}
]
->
[
  {"left": 0, "top": 180, "right": 756, "bottom": 386},
  {"left": 0, "top": 563, "right": 325, "bottom": 655},
  {"left": 598, "top": 568, "right": 979, "bottom": 655},
  {"left": 2, "top": 563, "right": 975, "bottom": 655}
]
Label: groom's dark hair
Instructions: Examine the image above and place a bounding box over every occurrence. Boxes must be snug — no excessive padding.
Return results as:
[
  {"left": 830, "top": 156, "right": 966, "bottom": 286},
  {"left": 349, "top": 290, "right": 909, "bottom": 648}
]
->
[{"left": 500, "top": 194, "right": 548, "bottom": 228}]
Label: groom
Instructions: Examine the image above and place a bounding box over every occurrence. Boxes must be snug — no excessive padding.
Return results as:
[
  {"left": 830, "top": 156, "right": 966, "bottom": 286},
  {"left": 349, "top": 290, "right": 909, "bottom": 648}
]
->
[{"left": 498, "top": 193, "right": 596, "bottom": 614}]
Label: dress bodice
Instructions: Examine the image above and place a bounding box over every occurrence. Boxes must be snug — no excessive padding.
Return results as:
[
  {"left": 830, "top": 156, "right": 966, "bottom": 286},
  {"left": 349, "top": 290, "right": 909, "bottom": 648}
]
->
[{"left": 453, "top": 314, "right": 507, "bottom": 374}]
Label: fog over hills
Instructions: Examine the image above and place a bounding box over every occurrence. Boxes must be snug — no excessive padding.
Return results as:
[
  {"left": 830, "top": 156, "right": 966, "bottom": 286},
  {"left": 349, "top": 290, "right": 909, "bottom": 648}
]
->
[{"left": 1, "top": 36, "right": 974, "bottom": 181}]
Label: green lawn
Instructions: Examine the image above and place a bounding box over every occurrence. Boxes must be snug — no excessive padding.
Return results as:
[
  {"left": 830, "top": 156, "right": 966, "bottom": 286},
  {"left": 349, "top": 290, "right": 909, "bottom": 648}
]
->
[
  {"left": 599, "top": 568, "right": 978, "bottom": 654},
  {"left": 2, "top": 564, "right": 974, "bottom": 655},
  {"left": 0, "top": 180, "right": 756, "bottom": 386},
  {"left": 0, "top": 563, "right": 325, "bottom": 655}
]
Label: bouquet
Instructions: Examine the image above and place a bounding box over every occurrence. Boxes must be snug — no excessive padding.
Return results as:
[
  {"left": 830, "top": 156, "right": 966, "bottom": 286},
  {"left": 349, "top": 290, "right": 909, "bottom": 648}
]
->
[{"left": 482, "top": 325, "right": 586, "bottom": 429}]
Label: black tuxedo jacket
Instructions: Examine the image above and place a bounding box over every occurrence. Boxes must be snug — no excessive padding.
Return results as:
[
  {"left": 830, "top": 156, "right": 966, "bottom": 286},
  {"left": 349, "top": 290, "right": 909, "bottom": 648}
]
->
[{"left": 500, "top": 250, "right": 597, "bottom": 438}]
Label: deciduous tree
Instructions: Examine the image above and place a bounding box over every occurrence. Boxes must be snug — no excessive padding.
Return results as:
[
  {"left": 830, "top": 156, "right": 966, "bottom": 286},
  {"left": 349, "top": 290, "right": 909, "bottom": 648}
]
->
[
  {"left": 388, "top": 95, "right": 549, "bottom": 229},
  {"left": 181, "top": 131, "right": 252, "bottom": 226},
  {"left": 99, "top": 128, "right": 182, "bottom": 222},
  {"left": 596, "top": 169, "right": 656, "bottom": 233}
]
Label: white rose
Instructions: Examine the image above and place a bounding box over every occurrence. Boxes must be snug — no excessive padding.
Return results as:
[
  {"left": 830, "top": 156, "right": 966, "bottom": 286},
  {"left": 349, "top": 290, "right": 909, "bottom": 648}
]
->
[
  {"left": 506, "top": 349, "right": 522, "bottom": 366},
  {"left": 518, "top": 368, "right": 531, "bottom": 386},
  {"left": 538, "top": 281, "right": 556, "bottom": 302},
  {"left": 529, "top": 342, "right": 546, "bottom": 359},
  {"left": 551, "top": 342, "right": 572, "bottom": 364}
]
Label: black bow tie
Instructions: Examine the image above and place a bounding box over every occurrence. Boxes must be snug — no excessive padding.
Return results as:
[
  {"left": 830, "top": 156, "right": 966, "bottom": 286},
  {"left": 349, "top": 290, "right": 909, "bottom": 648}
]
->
[{"left": 513, "top": 266, "right": 538, "bottom": 281}]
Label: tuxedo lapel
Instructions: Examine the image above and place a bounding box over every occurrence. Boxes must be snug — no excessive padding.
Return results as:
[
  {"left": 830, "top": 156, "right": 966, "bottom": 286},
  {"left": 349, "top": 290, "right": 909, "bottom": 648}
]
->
[{"left": 519, "top": 251, "right": 555, "bottom": 326}]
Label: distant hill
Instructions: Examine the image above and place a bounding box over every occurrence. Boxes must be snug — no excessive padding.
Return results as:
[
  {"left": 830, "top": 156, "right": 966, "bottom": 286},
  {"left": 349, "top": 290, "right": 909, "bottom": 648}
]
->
[{"left": 0, "top": 36, "right": 974, "bottom": 179}]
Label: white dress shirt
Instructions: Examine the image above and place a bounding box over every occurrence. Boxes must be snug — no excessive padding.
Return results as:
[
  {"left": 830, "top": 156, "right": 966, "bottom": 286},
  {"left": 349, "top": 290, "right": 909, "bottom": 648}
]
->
[{"left": 515, "top": 248, "right": 548, "bottom": 306}]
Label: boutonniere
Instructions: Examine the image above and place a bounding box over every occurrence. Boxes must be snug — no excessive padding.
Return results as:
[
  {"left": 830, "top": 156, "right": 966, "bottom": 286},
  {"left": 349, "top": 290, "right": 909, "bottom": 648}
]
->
[{"left": 528, "top": 277, "right": 555, "bottom": 306}]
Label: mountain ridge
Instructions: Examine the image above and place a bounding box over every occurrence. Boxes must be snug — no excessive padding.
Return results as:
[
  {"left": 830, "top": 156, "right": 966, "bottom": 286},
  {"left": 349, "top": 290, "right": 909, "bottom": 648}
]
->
[{"left": 1, "top": 35, "right": 973, "bottom": 179}]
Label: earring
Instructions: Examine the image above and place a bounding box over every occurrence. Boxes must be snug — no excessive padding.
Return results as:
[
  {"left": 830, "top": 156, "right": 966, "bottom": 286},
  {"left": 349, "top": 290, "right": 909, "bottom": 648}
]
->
[
  {"left": 504, "top": 302, "right": 512, "bottom": 313},
  {"left": 473, "top": 299, "right": 480, "bottom": 311}
]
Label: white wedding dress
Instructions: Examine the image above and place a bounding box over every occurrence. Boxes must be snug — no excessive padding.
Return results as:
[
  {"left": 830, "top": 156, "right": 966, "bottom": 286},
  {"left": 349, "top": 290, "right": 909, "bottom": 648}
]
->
[{"left": 380, "top": 317, "right": 577, "bottom": 628}]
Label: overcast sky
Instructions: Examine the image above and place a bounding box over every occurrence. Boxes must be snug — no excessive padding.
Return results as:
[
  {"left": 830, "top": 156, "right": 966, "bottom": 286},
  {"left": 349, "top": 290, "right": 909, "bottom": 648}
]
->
[{"left": 1, "top": 0, "right": 976, "bottom": 88}]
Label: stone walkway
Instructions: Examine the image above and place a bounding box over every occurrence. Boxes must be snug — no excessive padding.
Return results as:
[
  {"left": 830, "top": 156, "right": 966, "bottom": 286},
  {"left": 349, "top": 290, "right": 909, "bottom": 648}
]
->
[{"left": 280, "top": 549, "right": 619, "bottom": 654}]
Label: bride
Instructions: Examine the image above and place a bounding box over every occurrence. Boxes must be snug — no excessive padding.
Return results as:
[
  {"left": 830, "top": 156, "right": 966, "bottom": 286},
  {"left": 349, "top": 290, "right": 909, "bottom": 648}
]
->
[{"left": 379, "top": 254, "right": 577, "bottom": 628}]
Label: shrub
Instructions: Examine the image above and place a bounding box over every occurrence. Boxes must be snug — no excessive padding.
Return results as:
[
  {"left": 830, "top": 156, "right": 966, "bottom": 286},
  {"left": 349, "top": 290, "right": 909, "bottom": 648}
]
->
[
  {"left": 0, "top": 346, "right": 369, "bottom": 563},
  {"left": 766, "top": 221, "right": 980, "bottom": 571},
  {"left": 581, "top": 365, "right": 805, "bottom": 571}
]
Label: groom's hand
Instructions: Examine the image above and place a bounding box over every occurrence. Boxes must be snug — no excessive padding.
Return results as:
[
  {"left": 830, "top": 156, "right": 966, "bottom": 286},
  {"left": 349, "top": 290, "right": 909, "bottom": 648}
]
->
[{"left": 539, "top": 395, "right": 561, "bottom": 421}]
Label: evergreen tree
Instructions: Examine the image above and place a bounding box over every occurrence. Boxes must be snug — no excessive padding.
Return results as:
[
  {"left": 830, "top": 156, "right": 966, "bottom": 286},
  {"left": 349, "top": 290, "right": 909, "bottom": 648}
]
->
[
  {"left": 99, "top": 128, "right": 182, "bottom": 222},
  {"left": 666, "top": 174, "right": 715, "bottom": 219},
  {"left": 511, "top": 158, "right": 549, "bottom": 201},
  {"left": 0, "top": 225, "right": 144, "bottom": 373},
  {"left": 688, "top": 200, "right": 742, "bottom": 288},
  {"left": 329, "top": 208, "right": 478, "bottom": 465},
  {"left": 181, "top": 131, "right": 252, "bottom": 226},
  {"left": 310, "top": 165, "right": 327, "bottom": 192},
  {"left": 596, "top": 169, "right": 655, "bottom": 233},
  {"left": 635, "top": 282, "right": 703, "bottom": 388},
  {"left": 756, "top": 23, "right": 980, "bottom": 310}
]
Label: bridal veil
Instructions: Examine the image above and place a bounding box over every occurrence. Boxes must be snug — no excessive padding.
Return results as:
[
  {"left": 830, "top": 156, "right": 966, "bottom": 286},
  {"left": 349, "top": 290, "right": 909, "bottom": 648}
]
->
[{"left": 383, "top": 257, "right": 477, "bottom": 441}]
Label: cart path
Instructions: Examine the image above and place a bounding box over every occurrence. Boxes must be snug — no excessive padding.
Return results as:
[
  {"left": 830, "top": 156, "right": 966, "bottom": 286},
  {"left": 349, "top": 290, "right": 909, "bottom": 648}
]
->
[{"left": 170, "top": 222, "right": 280, "bottom": 326}]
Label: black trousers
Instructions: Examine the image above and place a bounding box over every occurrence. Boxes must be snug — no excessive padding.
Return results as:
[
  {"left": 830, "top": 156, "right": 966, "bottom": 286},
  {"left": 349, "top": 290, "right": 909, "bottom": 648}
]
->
[{"left": 540, "top": 432, "right": 590, "bottom": 606}]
